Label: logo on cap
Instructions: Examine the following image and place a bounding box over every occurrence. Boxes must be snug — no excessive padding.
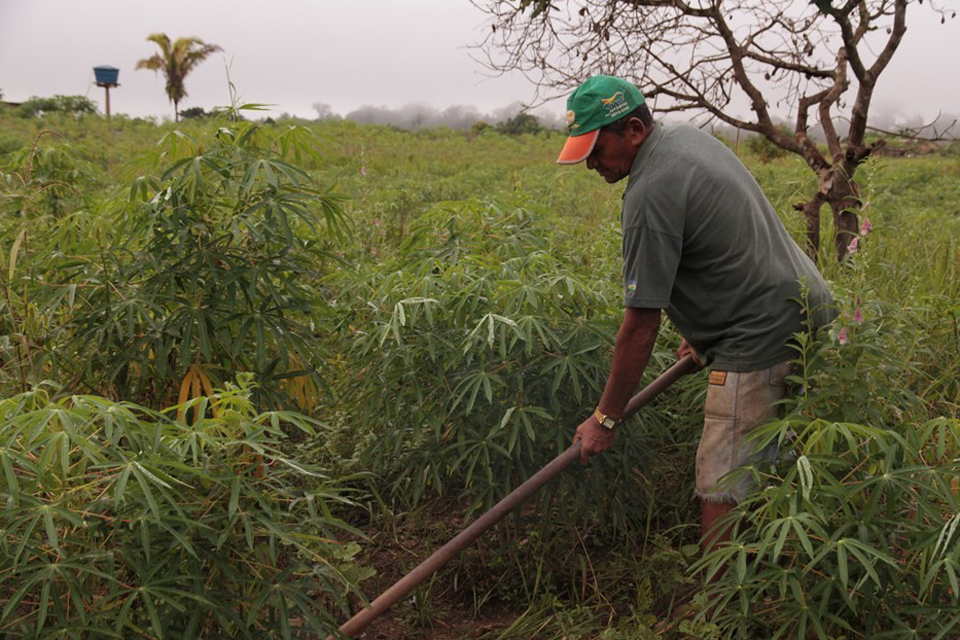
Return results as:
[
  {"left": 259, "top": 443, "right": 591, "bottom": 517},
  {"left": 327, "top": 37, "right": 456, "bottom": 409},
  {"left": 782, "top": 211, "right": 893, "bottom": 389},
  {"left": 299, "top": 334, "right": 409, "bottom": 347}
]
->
[
  {"left": 566, "top": 109, "right": 577, "bottom": 128},
  {"left": 600, "top": 91, "right": 624, "bottom": 105},
  {"left": 601, "top": 91, "right": 630, "bottom": 118}
]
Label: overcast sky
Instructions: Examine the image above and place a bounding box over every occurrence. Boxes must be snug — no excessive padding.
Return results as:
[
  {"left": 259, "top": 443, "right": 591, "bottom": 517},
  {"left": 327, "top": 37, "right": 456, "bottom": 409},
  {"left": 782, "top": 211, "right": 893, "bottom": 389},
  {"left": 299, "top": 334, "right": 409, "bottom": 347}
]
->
[{"left": 1, "top": 0, "right": 958, "bottom": 126}]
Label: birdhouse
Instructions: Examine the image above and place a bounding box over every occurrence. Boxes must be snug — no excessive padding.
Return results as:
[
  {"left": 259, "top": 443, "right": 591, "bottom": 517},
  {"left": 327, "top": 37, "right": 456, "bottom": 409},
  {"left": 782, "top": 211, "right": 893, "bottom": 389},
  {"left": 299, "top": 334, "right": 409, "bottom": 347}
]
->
[
  {"left": 93, "top": 66, "right": 120, "bottom": 87},
  {"left": 93, "top": 66, "right": 120, "bottom": 120}
]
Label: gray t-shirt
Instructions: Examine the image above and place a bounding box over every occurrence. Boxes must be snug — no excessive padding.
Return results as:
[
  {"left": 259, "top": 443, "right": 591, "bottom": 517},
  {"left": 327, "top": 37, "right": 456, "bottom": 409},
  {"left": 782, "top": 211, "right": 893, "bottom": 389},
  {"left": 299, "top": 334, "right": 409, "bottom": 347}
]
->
[{"left": 621, "top": 124, "right": 835, "bottom": 371}]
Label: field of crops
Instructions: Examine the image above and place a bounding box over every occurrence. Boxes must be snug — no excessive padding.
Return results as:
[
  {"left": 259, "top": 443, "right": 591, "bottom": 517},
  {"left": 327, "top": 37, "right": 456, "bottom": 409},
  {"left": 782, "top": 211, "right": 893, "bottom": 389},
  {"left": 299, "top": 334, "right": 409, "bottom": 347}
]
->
[{"left": 1, "top": 106, "right": 959, "bottom": 639}]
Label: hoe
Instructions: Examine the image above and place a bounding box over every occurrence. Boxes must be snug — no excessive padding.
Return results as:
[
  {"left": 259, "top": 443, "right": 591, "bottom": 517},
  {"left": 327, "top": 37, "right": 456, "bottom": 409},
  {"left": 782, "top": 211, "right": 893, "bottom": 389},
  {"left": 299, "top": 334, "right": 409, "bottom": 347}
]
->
[{"left": 332, "top": 355, "right": 698, "bottom": 639}]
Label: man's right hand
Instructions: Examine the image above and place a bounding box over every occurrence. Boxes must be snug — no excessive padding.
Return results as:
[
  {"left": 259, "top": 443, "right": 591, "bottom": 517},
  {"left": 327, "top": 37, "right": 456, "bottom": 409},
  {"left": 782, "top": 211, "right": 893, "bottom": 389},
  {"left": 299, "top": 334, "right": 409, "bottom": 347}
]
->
[
  {"left": 677, "top": 339, "right": 704, "bottom": 369},
  {"left": 573, "top": 415, "right": 616, "bottom": 465}
]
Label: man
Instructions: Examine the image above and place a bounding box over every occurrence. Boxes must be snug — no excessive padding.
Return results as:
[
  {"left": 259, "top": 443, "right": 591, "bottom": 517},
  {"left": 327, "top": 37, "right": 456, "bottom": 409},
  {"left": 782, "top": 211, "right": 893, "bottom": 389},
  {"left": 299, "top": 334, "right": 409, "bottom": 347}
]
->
[{"left": 557, "top": 76, "right": 834, "bottom": 552}]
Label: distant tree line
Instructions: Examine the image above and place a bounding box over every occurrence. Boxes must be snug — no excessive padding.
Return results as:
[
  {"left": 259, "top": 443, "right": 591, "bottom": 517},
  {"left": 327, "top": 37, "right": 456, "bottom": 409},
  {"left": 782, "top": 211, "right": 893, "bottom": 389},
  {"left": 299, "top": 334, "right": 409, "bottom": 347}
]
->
[
  {"left": 12, "top": 95, "right": 98, "bottom": 118},
  {"left": 309, "top": 100, "right": 562, "bottom": 134}
]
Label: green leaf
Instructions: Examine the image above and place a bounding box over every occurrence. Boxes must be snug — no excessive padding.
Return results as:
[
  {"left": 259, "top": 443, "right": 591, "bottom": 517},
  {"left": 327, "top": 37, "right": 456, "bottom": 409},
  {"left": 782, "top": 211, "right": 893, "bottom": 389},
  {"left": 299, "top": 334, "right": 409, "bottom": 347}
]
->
[
  {"left": 797, "top": 454, "right": 813, "bottom": 501},
  {"left": 228, "top": 475, "right": 241, "bottom": 518},
  {"left": 38, "top": 579, "right": 51, "bottom": 629},
  {"left": 43, "top": 506, "right": 60, "bottom": 553},
  {"left": 1, "top": 452, "right": 20, "bottom": 499},
  {"left": 837, "top": 541, "right": 849, "bottom": 589}
]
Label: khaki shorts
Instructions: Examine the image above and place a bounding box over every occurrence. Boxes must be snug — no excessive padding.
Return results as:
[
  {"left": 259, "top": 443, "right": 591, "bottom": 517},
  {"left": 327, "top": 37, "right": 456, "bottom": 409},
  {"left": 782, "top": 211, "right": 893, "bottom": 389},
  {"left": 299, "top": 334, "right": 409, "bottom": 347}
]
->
[{"left": 695, "top": 360, "right": 793, "bottom": 504}]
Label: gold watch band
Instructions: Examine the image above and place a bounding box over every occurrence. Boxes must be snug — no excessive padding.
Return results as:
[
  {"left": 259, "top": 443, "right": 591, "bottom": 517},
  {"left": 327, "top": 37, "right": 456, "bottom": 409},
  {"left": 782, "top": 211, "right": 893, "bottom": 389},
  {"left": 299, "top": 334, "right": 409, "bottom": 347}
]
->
[{"left": 592, "top": 408, "right": 618, "bottom": 430}]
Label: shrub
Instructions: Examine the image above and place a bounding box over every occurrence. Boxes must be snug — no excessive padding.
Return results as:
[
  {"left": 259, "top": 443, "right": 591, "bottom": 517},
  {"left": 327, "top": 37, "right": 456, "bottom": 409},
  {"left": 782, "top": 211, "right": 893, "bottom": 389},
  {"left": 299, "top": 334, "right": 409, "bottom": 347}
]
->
[
  {"left": 745, "top": 130, "right": 791, "bottom": 163},
  {"left": 179, "top": 106, "right": 209, "bottom": 119},
  {"left": 0, "top": 133, "right": 21, "bottom": 156},
  {"left": 496, "top": 113, "right": 544, "bottom": 136},
  {"left": 470, "top": 120, "right": 493, "bottom": 136},
  {"left": 16, "top": 95, "right": 98, "bottom": 119},
  {"left": 1, "top": 135, "right": 101, "bottom": 218},
  {"left": 0, "top": 379, "right": 366, "bottom": 638},
  {"left": 51, "top": 111, "right": 349, "bottom": 407},
  {"left": 329, "top": 201, "right": 703, "bottom": 539},
  {"left": 694, "top": 286, "right": 960, "bottom": 639}
]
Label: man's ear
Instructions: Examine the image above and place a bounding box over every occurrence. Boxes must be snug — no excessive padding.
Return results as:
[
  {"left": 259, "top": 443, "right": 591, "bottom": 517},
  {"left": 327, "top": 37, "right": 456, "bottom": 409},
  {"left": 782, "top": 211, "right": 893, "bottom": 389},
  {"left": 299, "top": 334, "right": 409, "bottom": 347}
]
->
[{"left": 627, "top": 117, "right": 648, "bottom": 146}]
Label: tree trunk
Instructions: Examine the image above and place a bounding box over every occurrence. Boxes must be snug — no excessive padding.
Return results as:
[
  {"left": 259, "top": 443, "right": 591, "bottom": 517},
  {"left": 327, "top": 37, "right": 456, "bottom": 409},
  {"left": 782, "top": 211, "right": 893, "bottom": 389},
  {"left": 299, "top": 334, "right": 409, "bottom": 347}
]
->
[
  {"left": 795, "top": 194, "right": 824, "bottom": 260},
  {"left": 174, "top": 99, "right": 180, "bottom": 123},
  {"left": 830, "top": 197, "right": 860, "bottom": 262},
  {"left": 797, "top": 166, "right": 861, "bottom": 263},
  {"left": 825, "top": 165, "right": 861, "bottom": 262}
]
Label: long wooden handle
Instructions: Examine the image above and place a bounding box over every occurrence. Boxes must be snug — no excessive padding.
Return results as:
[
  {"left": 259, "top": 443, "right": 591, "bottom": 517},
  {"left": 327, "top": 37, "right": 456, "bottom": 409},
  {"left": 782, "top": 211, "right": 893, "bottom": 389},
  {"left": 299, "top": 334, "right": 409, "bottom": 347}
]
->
[{"left": 334, "top": 355, "right": 698, "bottom": 639}]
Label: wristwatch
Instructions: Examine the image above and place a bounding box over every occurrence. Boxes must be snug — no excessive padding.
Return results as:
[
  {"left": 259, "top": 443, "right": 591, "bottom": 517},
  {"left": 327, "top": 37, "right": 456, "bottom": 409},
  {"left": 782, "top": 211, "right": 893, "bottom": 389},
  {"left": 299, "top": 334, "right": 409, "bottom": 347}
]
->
[{"left": 592, "top": 408, "right": 619, "bottom": 430}]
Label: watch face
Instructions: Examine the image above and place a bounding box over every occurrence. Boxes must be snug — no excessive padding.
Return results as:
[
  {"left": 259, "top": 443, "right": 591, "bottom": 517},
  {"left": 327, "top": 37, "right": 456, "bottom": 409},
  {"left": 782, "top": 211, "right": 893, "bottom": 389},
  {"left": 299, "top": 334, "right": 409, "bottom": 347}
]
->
[{"left": 602, "top": 417, "right": 617, "bottom": 430}]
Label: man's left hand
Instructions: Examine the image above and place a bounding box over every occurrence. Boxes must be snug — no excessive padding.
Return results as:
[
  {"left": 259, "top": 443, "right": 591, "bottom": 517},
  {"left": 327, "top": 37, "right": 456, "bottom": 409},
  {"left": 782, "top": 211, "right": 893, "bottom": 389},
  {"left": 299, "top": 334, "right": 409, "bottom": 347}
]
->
[
  {"left": 573, "top": 415, "right": 615, "bottom": 465},
  {"left": 677, "top": 339, "right": 704, "bottom": 369}
]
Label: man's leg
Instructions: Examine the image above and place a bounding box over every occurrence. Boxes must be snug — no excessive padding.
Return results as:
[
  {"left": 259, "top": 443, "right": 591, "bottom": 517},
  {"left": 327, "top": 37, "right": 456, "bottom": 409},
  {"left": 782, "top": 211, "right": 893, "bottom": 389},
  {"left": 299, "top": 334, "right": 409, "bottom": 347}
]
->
[
  {"left": 695, "top": 361, "right": 793, "bottom": 548},
  {"left": 701, "top": 499, "right": 735, "bottom": 553}
]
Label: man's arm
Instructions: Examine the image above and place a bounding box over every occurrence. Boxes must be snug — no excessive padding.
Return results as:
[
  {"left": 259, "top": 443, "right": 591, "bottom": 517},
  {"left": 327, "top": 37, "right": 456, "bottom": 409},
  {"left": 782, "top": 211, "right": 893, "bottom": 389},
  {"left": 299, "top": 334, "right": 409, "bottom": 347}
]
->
[{"left": 574, "top": 306, "right": 661, "bottom": 464}]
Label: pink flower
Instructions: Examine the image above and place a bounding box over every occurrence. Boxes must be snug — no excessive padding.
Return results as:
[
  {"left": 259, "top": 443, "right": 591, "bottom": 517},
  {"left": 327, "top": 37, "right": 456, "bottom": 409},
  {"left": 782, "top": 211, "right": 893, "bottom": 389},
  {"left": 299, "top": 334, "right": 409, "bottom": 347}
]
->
[
  {"left": 838, "top": 326, "right": 848, "bottom": 345},
  {"left": 853, "top": 308, "right": 863, "bottom": 325},
  {"left": 847, "top": 236, "right": 860, "bottom": 255},
  {"left": 860, "top": 217, "right": 872, "bottom": 236},
  {"left": 360, "top": 165, "right": 367, "bottom": 176}
]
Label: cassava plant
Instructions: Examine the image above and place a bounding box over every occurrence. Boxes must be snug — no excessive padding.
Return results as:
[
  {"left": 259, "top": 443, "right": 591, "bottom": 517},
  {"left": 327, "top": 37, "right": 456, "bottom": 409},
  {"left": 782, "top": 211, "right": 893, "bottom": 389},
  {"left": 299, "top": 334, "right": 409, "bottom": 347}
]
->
[
  {"left": 330, "top": 200, "right": 705, "bottom": 542},
  {"left": 0, "top": 377, "right": 368, "bottom": 639},
  {"left": 58, "top": 108, "right": 348, "bottom": 409},
  {"left": 692, "top": 236, "right": 960, "bottom": 639}
]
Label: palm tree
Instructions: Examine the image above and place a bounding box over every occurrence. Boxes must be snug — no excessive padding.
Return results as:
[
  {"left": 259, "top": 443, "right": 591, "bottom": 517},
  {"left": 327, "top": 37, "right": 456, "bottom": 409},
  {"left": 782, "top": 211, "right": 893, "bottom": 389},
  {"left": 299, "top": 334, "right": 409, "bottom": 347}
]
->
[{"left": 135, "top": 33, "right": 222, "bottom": 122}]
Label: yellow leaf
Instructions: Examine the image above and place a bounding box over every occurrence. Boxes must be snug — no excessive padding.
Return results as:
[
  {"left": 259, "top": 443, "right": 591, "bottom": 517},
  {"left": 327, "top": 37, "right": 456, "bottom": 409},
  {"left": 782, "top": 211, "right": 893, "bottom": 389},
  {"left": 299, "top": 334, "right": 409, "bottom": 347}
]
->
[
  {"left": 191, "top": 365, "right": 202, "bottom": 424},
  {"left": 176, "top": 368, "right": 195, "bottom": 423},
  {"left": 196, "top": 366, "right": 219, "bottom": 418}
]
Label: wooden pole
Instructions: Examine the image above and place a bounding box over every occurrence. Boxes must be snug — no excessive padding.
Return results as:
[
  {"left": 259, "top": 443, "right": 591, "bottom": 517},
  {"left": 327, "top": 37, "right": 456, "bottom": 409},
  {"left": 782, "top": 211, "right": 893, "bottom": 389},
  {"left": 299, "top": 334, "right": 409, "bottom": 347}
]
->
[{"left": 97, "top": 83, "right": 118, "bottom": 121}]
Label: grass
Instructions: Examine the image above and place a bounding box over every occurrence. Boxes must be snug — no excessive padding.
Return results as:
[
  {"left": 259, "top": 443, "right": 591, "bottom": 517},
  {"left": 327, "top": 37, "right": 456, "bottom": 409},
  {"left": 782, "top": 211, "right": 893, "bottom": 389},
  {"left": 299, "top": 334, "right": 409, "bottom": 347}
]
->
[{"left": 0, "top": 108, "right": 958, "bottom": 639}]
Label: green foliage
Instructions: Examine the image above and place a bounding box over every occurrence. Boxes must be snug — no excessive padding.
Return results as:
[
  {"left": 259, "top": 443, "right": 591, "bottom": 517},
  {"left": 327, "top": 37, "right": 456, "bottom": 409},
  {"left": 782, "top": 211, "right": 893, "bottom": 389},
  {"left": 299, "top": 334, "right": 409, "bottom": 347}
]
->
[
  {"left": 329, "top": 200, "right": 703, "bottom": 545},
  {"left": 62, "top": 114, "right": 348, "bottom": 406},
  {"left": 496, "top": 112, "right": 544, "bottom": 136},
  {"left": 745, "top": 129, "right": 791, "bottom": 163},
  {"left": 179, "top": 106, "right": 209, "bottom": 119},
  {"left": 0, "top": 379, "right": 364, "bottom": 639},
  {"left": 470, "top": 120, "right": 493, "bottom": 136},
  {"left": 0, "top": 132, "right": 24, "bottom": 155},
  {"left": 0, "top": 111, "right": 349, "bottom": 411},
  {"left": 1, "top": 132, "right": 101, "bottom": 217},
  {"left": 942, "top": 140, "right": 960, "bottom": 156},
  {"left": 339, "top": 201, "right": 611, "bottom": 508},
  {"left": 16, "top": 95, "right": 98, "bottom": 119},
  {"left": 694, "top": 260, "right": 960, "bottom": 638},
  {"left": 0, "top": 107, "right": 958, "bottom": 638}
]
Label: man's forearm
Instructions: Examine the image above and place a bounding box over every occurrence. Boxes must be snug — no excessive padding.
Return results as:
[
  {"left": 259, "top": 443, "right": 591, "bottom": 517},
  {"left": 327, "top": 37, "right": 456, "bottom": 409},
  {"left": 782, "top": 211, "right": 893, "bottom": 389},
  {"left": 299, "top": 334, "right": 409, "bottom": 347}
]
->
[{"left": 596, "top": 307, "right": 661, "bottom": 419}]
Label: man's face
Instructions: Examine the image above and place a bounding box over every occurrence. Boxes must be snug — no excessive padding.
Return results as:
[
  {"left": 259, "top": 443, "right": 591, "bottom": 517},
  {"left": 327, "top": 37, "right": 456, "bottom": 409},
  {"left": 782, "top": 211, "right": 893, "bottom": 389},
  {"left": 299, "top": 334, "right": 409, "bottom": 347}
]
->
[{"left": 585, "top": 120, "right": 645, "bottom": 183}]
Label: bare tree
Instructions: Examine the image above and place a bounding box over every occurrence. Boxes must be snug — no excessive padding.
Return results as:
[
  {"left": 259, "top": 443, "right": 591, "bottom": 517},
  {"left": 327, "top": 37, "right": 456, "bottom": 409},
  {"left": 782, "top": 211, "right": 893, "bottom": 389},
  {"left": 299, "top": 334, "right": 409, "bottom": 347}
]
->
[{"left": 472, "top": 0, "right": 955, "bottom": 261}]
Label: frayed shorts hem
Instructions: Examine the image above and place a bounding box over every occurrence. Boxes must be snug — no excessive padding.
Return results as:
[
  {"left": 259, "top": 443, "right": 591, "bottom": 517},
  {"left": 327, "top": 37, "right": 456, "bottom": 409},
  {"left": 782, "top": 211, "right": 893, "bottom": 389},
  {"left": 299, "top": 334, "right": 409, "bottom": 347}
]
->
[{"left": 695, "top": 490, "right": 741, "bottom": 505}]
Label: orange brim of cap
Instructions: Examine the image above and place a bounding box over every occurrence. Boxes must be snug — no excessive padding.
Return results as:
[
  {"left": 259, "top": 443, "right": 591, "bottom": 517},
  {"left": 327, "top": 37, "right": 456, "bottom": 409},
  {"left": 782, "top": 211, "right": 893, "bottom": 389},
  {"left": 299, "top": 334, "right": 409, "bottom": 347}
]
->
[{"left": 556, "top": 129, "right": 599, "bottom": 165}]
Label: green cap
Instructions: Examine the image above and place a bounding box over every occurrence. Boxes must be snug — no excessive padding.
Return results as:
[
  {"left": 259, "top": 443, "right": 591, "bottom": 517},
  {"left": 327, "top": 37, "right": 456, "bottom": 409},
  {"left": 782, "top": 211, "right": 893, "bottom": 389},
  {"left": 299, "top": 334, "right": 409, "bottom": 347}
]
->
[{"left": 557, "top": 76, "right": 646, "bottom": 164}]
